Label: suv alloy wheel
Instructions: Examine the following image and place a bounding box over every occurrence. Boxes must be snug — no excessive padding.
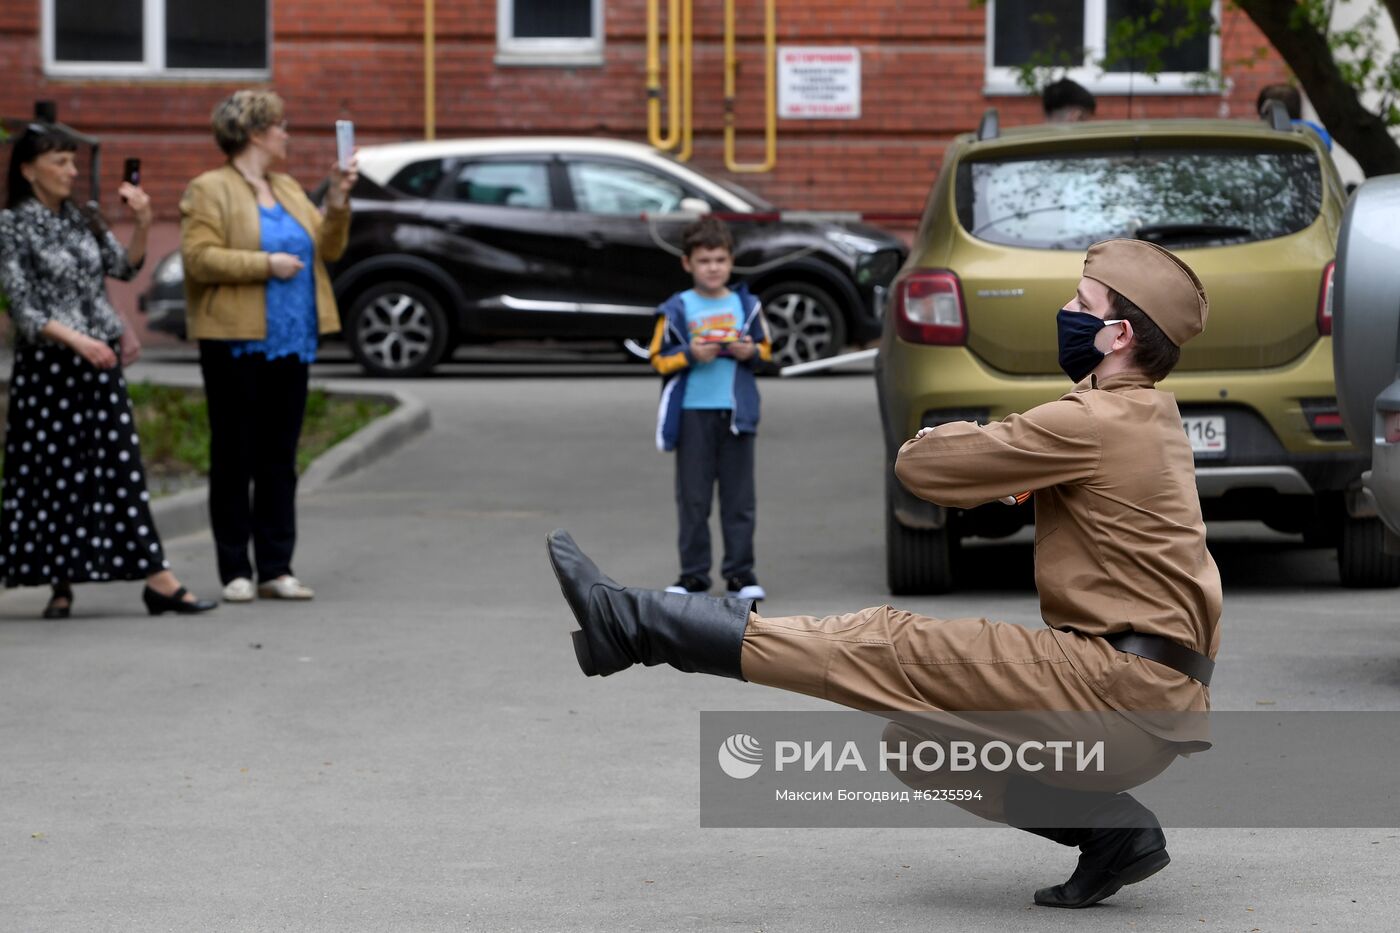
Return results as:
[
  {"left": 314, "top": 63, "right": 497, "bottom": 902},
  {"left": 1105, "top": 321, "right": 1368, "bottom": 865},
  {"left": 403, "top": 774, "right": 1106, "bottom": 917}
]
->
[
  {"left": 760, "top": 281, "right": 847, "bottom": 367},
  {"left": 347, "top": 281, "right": 451, "bottom": 377}
]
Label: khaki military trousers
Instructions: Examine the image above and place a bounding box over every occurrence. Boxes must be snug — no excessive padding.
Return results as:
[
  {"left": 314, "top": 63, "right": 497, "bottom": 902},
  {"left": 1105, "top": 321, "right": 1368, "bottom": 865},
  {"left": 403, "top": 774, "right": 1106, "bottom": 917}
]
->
[{"left": 740, "top": 606, "right": 1179, "bottom": 824}]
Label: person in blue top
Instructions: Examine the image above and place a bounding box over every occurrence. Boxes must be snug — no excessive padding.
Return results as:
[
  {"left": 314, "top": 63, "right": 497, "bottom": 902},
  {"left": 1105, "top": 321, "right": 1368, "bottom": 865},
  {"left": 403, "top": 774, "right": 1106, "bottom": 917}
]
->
[
  {"left": 180, "top": 90, "right": 355, "bottom": 604},
  {"left": 649, "top": 217, "right": 773, "bottom": 600}
]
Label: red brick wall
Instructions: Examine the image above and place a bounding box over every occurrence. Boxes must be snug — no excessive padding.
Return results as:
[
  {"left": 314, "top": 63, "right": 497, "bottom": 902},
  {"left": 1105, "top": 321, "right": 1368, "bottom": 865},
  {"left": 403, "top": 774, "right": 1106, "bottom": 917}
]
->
[{"left": 2, "top": 0, "right": 1292, "bottom": 226}]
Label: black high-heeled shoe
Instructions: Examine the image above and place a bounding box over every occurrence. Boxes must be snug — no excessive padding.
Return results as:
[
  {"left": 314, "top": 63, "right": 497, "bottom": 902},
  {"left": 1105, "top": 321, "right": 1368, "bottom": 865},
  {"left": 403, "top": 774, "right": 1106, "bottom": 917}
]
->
[
  {"left": 142, "top": 586, "right": 218, "bottom": 616},
  {"left": 43, "top": 584, "right": 73, "bottom": 619}
]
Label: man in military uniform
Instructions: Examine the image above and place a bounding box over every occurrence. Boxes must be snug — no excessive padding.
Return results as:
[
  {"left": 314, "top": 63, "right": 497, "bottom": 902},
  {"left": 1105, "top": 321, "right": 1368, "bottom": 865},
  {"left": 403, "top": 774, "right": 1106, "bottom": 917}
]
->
[{"left": 547, "top": 239, "right": 1221, "bottom": 909}]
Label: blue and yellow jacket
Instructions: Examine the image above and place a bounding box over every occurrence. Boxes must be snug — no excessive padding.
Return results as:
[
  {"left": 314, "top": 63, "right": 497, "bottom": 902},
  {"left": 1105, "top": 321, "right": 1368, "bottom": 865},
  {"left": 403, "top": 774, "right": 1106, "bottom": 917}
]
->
[{"left": 649, "top": 283, "right": 773, "bottom": 452}]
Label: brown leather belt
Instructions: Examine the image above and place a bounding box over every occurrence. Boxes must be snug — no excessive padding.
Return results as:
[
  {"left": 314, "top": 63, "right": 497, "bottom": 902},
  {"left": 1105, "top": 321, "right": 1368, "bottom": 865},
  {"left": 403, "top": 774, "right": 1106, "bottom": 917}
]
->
[{"left": 1104, "top": 631, "right": 1214, "bottom": 686}]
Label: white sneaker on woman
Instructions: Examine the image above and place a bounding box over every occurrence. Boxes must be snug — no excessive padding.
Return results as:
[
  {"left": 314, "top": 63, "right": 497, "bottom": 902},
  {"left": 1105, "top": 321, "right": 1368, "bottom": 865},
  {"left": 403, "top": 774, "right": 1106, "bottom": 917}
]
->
[
  {"left": 258, "top": 575, "right": 315, "bottom": 600},
  {"left": 222, "top": 577, "right": 255, "bottom": 603}
]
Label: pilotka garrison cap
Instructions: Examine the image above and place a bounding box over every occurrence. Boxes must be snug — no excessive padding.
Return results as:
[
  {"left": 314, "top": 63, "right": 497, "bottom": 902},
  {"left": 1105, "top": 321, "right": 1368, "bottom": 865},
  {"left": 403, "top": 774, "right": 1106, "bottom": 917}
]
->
[{"left": 1081, "top": 239, "right": 1209, "bottom": 346}]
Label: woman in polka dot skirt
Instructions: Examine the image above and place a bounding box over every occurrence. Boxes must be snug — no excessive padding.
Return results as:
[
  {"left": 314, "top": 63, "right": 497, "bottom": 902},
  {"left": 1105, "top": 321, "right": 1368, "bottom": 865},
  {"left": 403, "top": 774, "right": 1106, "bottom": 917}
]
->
[{"left": 0, "top": 125, "right": 216, "bottom": 618}]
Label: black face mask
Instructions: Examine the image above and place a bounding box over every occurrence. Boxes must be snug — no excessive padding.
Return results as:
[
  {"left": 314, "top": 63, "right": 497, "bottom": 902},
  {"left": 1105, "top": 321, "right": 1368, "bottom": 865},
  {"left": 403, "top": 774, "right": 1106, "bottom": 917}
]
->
[{"left": 1056, "top": 309, "right": 1123, "bottom": 382}]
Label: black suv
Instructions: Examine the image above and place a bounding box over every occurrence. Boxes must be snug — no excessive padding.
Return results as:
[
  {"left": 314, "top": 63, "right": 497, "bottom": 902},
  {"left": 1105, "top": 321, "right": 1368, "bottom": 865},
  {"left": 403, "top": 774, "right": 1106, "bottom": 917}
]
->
[{"left": 142, "top": 136, "right": 906, "bottom": 376}]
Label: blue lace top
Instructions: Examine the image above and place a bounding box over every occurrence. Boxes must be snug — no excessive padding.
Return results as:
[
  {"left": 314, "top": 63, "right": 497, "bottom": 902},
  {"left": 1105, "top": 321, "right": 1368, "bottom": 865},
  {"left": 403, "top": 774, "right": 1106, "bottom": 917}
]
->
[{"left": 230, "top": 202, "right": 318, "bottom": 363}]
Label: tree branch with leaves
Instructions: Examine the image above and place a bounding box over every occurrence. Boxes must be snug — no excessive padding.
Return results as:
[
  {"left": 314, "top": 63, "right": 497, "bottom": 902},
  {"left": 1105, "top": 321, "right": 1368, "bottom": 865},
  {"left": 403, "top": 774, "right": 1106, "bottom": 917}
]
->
[
  {"left": 991, "top": 0, "right": 1400, "bottom": 175},
  {"left": 1234, "top": 0, "right": 1400, "bottom": 175}
]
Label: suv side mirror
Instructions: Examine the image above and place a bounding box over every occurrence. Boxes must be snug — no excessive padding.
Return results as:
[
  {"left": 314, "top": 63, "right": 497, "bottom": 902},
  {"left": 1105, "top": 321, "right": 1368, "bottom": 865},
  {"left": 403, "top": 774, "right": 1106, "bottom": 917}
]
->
[{"left": 678, "top": 197, "right": 712, "bottom": 216}]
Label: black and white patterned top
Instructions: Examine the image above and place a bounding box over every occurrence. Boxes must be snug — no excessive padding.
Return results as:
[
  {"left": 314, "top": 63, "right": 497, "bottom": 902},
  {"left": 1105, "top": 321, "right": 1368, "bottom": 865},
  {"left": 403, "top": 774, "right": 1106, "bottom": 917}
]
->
[{"left": 0, "top": 197, "right": 137, "bottom": 344}]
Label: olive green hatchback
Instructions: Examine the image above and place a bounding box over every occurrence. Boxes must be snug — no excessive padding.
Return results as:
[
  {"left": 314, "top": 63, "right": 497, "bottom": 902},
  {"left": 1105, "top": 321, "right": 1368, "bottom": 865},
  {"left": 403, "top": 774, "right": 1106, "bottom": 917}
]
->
[{"left": 877, "top": 112, "right": 1400, "bottom": 593}]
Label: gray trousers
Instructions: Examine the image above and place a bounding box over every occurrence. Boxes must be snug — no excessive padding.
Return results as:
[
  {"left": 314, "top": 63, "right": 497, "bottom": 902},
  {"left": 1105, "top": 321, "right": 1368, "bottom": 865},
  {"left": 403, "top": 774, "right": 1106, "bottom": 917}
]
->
[{"left": 675, "top": 409, "right": 756, "bottom": 586}]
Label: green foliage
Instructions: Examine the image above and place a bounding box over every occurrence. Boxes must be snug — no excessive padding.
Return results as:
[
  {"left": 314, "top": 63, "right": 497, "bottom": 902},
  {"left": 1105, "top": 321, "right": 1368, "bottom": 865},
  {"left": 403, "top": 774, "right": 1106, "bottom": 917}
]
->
[
  {"left": 997, "top": 0, "right": 1219, "bottom": 93},
  {"left": 1293, "top": 0, "right": 1400, "bottom": 126},
  {"left": 1100, "top": 0, "right": 1216, "bottom": 78},
  {"left": 1011, "top": 10, "right": 1090, "bottom": 92},
  {"left": 986, "top": 0, "right": 1400, "bottom": 129},
  {"left": 294, "top": 391, "right": 393, "bottom": 474},
  {"left": 128, "top": 382, "right": 213, "bottom": 476}
]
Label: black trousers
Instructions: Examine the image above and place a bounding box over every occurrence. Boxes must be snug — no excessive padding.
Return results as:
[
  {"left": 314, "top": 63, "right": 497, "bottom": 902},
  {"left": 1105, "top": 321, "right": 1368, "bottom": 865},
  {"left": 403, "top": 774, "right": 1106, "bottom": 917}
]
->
[
  {"left": 199, "top": 342, "right": 309, "bottom": 584},
  {"left": 675, "top": 409, "right": 756, "bottom": 586}
]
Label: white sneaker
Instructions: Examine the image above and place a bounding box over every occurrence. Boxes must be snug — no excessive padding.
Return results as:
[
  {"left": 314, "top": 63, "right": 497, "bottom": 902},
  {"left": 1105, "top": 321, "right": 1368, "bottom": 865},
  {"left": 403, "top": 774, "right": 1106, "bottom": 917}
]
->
[
  {"left": 222, "top": 577, "right": 255, "bottom": 603},
  {"left": 725, "top": 576, "right": 767, "bottom": 601},
  {"left": 257, "top": 575, "right": 315, "bottom": 600},
  {"left": 664, "top": 576, "right": 709, "bottom": 595}
]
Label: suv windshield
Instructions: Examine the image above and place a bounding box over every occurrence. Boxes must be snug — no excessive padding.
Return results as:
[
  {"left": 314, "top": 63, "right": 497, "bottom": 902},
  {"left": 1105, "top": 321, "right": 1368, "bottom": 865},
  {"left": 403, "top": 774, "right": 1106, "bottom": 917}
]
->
[{"left": 956, "top": 148, "right": 1323, "bottom": 250}]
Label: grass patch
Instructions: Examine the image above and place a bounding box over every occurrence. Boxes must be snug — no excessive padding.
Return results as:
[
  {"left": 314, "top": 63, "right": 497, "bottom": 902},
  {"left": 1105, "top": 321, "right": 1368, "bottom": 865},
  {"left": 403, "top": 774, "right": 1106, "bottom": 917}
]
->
[
  {"left": 2, "top": 382, "right": 392, "bottom": 492},
  {"left": 129, "top": 383, "right": 214, "bottom": 480},
  {"left": 294, "top": 390, "right": 395, "bottom": 474}
]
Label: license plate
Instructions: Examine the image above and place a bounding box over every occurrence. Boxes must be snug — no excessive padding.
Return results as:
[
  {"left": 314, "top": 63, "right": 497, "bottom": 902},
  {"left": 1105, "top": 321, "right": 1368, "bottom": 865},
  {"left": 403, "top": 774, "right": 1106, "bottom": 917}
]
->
[{"left": 1183, "top": 416, "right": 1226, "bottom": 456}]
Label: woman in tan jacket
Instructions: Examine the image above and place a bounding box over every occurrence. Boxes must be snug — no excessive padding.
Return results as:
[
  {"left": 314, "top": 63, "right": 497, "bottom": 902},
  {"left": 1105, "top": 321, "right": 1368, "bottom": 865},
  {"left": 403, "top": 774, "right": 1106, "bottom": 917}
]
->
[{"left": 179, "top": 90, "right": 356, "bottom": 603}]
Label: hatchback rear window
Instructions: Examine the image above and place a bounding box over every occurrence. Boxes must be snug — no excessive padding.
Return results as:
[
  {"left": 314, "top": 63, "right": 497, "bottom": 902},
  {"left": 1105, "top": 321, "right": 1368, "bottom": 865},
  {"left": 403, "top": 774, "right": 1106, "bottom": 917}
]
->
[{"left": 956, "top": 148, "right": 1323, "bottom": 250}]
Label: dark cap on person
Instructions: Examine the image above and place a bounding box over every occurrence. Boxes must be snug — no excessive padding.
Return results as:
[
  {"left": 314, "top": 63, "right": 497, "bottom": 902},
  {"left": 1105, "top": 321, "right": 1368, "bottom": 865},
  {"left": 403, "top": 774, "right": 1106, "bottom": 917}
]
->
[{"left": 1081, "top": 239, "right": 1209, "bottom": 346}]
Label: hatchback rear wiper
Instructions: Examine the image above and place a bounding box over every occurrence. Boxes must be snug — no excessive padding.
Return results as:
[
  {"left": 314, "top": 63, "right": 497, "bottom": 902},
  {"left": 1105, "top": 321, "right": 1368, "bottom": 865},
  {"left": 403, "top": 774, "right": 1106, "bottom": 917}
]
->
[{"left": 1133, "top": 222, "right": 1254, "bottom": 243}]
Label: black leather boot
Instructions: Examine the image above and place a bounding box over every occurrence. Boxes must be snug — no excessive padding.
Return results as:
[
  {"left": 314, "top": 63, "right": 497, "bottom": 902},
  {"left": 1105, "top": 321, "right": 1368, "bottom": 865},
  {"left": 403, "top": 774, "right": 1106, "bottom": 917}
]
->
[
  {"left": 546, "top": 529, "right": 751, "bottom": 679},
  {"left": 1005, "top": 776, "right": 1170, "bottom": 909}
]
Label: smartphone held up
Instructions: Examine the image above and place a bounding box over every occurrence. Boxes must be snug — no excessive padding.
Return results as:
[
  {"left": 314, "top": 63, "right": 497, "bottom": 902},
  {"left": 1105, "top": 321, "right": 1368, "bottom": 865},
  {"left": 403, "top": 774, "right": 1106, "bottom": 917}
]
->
[
  {"left": 119, "top": 158, "right": 141, "bottom": 204},
  {"left": 335, "top": 120, "right": 355, "bottom": 170}
]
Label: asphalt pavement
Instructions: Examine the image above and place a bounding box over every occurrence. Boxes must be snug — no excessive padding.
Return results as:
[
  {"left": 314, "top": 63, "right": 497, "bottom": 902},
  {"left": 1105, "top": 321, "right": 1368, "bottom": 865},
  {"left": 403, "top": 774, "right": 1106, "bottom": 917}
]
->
[{"left": 2, "top": 348, "right": 1397, "bottom": 932}]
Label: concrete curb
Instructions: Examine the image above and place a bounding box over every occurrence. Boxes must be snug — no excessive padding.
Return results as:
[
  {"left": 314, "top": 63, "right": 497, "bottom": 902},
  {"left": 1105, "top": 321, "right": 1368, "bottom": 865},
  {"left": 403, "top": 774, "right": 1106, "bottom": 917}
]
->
[
  {"left": 150, "top": 388, "right": 431, "bottom": 541},
  {"left": 301, "top": 390, "right": 431, "bottom": 494}
]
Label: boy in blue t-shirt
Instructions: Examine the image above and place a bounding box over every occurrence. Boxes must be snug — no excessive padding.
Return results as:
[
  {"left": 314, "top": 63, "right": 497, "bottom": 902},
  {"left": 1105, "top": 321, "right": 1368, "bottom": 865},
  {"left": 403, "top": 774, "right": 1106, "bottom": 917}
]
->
[{"left": 649, "top": 217, "right": 772, "bottom": 600}]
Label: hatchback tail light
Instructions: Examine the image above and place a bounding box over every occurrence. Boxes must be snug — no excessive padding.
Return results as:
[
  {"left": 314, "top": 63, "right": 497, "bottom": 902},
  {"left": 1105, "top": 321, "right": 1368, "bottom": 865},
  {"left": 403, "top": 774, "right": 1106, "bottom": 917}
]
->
[
  {"left": 892, "top": 270, "right": 968, "bottom": 345},
  {"left": 1317, "top": 261, "right": 1335, "bottom": 336}
]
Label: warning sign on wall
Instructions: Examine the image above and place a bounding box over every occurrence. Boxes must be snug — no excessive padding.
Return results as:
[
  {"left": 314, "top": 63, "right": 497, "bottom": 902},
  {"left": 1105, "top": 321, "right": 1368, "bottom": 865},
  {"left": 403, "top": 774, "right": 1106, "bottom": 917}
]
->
[{"left": 777, "top": 47, "right": 861, "bottom": 120}]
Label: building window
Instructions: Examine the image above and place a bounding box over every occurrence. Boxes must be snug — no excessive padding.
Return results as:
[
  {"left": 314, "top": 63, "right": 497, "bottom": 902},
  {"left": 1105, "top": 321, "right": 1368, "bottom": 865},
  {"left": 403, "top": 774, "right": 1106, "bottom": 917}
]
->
[
  {"left": 497, "top": 0, "right": 604, "bottom": 67},
  {"left": 985, "top": 0, "right": 1218, "bottom": 95},
  {"left": 45, "top": 0, "right": 268, "bottom": 78}
]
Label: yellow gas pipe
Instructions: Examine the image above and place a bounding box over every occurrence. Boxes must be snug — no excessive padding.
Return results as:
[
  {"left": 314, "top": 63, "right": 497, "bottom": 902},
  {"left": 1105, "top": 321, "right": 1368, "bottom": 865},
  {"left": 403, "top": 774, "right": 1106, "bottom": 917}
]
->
[
  {"left": 646, "top": 0, "right": 682, "bottom": 150},
  {"left": 723, "top": 0, "right": 776, "bottom": 173},
  {"left": 424, "top": 0, "right": 436, "bottom": 140},
  {"left": 646, "top": 0, "right": 694, "bottom": 161},
  {"left": 677, "top": 0, "right": 694, "bottom": 161}
]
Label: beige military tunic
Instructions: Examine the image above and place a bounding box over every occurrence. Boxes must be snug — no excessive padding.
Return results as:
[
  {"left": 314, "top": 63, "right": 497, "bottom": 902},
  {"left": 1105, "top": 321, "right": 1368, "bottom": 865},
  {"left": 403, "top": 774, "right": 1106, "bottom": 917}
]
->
[{"left": 740, "top": 370, "right": 1222, "bottom": 777}]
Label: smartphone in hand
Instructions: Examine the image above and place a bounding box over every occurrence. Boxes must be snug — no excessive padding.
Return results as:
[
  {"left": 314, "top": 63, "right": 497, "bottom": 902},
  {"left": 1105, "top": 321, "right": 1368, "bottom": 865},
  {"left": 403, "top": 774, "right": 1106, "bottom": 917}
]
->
[
  {"left": 120, "top": 158, "right": 141, "bottom": 203},
  {"left": 335, "top": 120, "right": 355, "bottom": 170}
]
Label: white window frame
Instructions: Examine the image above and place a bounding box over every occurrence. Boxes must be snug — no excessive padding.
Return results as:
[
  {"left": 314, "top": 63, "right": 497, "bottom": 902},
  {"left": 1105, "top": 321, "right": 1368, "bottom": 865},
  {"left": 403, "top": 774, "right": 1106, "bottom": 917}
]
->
[
  {"left": 983, "top": 0, "right": 1221, "bottom": 96},
  {"left": 496, "top": 0, "right": 604, "bottom": 67},
  {"left": 42, "top": 0, "right": 271, "bottom": 80}
]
